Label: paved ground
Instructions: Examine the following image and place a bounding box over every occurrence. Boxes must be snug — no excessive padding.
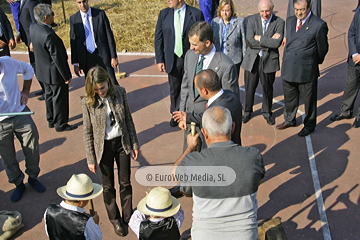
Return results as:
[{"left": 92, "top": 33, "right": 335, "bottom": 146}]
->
[{"left": 1, "top": 0, "right": 359, "bottom": 239}]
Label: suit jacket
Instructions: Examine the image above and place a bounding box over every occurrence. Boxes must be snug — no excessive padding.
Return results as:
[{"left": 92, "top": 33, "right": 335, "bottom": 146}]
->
[
  {"left": 19, "top": 0, "right": 38, "bottom": 46},
  {"left": 30, "top": 23, "right": 71, "bottom": 84},
  {"left": 348, "top": 8, "right": 360, "bottom": 66},
  {"left": 82, "top": 86, "right": 140, "bottom": 164},
  {"left": 282, "top": 14, "right": 328, "bottom": 83},
  {"left": 180, "top": 48, "right": 239, "bottom": 114},
  {"left": 70, "top": 8, "right": 117, "bottom": 68},
  {"left": 211, "top": 17, "right": 246, "bottom": 65},
  {"left": 186, "top": 90, "right": 242, "bottom": 145},
  {"left": 242, "top": 14, "right": 284, "bottom": 73},
  {"left": 0, "top": 7, "right": 14, "bottom": 44},
  {"left": 287, "top": 0, "right": 321, "bottom": 18},
  {"left": 154, "top": 5, "right": 204, "bottom": 73}
]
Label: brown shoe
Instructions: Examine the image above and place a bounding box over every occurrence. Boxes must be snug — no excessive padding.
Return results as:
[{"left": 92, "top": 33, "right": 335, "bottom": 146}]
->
[
  {"left": 110, "top": 219, "right": 124, "bottom": 236},
  {"left": 276, "top": 121, "right": 295, "bottom": 130}
]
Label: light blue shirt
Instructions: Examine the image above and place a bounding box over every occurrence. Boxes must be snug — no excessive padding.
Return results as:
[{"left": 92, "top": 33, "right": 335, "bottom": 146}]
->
[{"left": 219, "top": 17, "right": 235, "bottom": 55}]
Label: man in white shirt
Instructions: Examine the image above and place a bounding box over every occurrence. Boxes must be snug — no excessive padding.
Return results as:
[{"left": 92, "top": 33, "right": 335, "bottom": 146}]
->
[{"left": 0, "top": 56, "right": 45, "bottom": 202}]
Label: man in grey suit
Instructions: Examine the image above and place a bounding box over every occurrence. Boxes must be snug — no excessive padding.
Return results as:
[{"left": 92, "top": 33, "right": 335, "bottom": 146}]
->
[
  {"left": 154, "top": 0, "right": 204, "bottom": 127},
  {"left": 179, "top": 21, "right": 239, "bottom": 147},
  {"left": 242, "top": 0, "right": 284, "bottom": 125},
  {"left": 330, "top": 7, "right": 360, "bottom": 128},
  {"left": 277, "top": 0, "right": 328, "bottom": 137},
  {"left": 173, "top": 106, "right": 265, "bottom": 239},
  {"left": 173, "top": 69, "right": 242, "bottom": 146}
]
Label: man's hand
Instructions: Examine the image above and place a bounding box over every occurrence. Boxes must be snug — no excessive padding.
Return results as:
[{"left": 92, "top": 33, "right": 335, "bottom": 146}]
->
[
  {"left": 29, "top": 42, "right": 33, "bottom": 52},
  {"left": 74, "top": 65, "right": 83, "bottom": 77},
  {"left": 92, "top": 211, "right": 100, "bottom": 225},
  {"left": 353, "top": 54, "right": 360, "bottom": 64},
  {"left": 157, "top": 63, "right": 165, "bottom": 72},
  {"left": 282, "top": 37, "right": 287, "bottom": 46},
  {"left": 272, "top": 33, "right": 281, "bottom": 39},
  {"left": 132, "top": 149, "right": 139, "bottom": 161},
  {"left": 9, "top": 39, "right": 16, "bottom": 49},
  {"left": 0, "top": 40, "right": 6, "bottom": 48},
  {"left": 15, "top": 34, "right": 21, "bottom": 44},
  {"left": 254, "top": 35, "right": 261, "bottom": 41},
  {"left": 172, "top": 111, "right": 186, "bottom": 122},
  {"left": 88, "top": 163, "right": 97, "bottom": 174},
  {"left": 20, "top": 91, "right": 29, "bottom": 105},
  {"left": 186, "top": 133, "right": 199, "bottom": 151},
  {"left": 65, "top": 78, "right": 72, "bottom": 84},
  {"left": 178, "top": 120, "right": 187, "bottom": 130},
  {"left": 111, "top": 58, "right": 118, "bottom": 68}
]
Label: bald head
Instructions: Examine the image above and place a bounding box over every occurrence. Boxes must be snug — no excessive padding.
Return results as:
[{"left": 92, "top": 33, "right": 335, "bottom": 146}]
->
[
  {"left": 258, "top": 0, "right": 274, "bottom": 20},
  {"left": 202, "top": 106, "right": 232, "bottom": 138}
]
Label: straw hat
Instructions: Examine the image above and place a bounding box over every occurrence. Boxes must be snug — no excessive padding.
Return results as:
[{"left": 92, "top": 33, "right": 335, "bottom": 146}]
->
[
  {"left": 137, "top": 187, "right": 180, "bottom": 217},
  {"left": 57, "top": 174, "right": 103, "bottom": 201}
]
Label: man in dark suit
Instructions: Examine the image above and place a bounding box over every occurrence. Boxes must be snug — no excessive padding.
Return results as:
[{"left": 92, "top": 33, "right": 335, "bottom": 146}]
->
[
  {"left": 154, "top": 0, "right": 204, "bottom": 127},
  {"left": 174, "top": 69, "right": 242, "bottom": 146},
  {"left": 0, "top": 7, "right": 16, "bottom": 57},
  {"left": 70, "top": 0, "right": 118, "bottom": 86},
  {"left": 179, "top": 21, "right": 239, "bottom": 148},
  {"left": 330, "top": 7, "right": 360, "bottom": 128},
  {"left": 30, "top": 4, "right": 77, "bottom": 132},
  {"left": 277, "top": 0, "right": 328, "bottom": 137},
  {"left": 242, "top": 0, "right": 284, "bottom": 125}
]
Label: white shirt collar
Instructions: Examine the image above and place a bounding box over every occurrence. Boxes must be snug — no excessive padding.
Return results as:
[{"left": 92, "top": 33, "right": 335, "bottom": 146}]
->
[
  {"left": 80, "top": 7, "right": 92, "bottom": 18},
  {"left": 207, "top": 89, "right": 224, "bottom": 106}
]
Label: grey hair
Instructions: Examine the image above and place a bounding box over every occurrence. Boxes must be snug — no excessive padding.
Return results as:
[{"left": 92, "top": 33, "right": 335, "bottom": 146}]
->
[
  {"left": 293, "top": 0, "right": 311, "bottom": 8},
  {"left": 202, "top": 106, "right": 232, "bottom": 138},
  {"left": 258, "top": 0, "right": 274, "bottom": 10},
  {"left": 33, "top": 4, "right": 52, "bottom": 22}
]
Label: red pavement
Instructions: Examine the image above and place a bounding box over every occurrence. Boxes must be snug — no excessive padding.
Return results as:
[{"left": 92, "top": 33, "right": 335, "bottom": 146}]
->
[{"left": 1, "top": 0, "right": 359, "bottom": 239}]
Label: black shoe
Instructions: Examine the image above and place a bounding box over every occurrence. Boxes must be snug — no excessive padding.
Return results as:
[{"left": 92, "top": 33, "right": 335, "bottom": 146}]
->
[
  {"left": 35, "top": 90, "right": 44, "bottom": 96},
  {"left": 37, "top": 95, "right": 45, "bottom": 101},
  {"left": 48, "top": 122, "right": 54, "bottom": 128},
  {"left": 264, "top": 115, "right": 275, "bottom": 125},
  {"left": 352, "top": 118, "right": 360, "bottom": 128},
  {"left": 11, "top": 183, "right": 26, "bottom": 202},
  {"left": 170, "top": 118, "right": 178, "bottom": 127},
  {"left": 298, "top": 127, "right": 314, "bottom": 137},
  {"left": 28, "top": 178, "right": 46, "bottom": 193},
  {"left": 110, "top": 219, "right": 125, "bottom": 236},
  {"left": 55, "top": 124, "right": 78, "bottom": 132},
  {"left": 330, "top": 114, "right": 352, "bottom": 121},
  {"left": 242, "top": 112, "right": 251, "bottom": 123},
  {"left": 276, "top": 121, "right": 296, "bottom": 130}
]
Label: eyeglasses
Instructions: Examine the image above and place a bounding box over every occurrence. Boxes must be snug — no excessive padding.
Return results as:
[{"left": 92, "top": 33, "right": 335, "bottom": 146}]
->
[{"left": 109, "top": 111, "right": 116, "bottom": 126}]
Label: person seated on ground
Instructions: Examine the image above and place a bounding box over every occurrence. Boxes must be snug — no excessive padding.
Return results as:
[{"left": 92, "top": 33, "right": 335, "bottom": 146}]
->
[
  {"left": 129, "top": 187, "right": 184, "bottom": 240},
  {"left": 44, "top": 173, "right": 103, "bottom": 240}
]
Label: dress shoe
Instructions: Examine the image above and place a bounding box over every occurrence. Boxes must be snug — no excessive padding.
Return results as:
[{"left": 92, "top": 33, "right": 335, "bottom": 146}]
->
[
  {"left": 48, "top": 122, "right": 54, "bottom": 128},
  {"left": 37, "top": 95, "right": 45, "bottom": 101},
  {"left": 170, "top": 118, "right": 178, "bottom": 127},
  {"left": 55, "top": 124, "right": 78, "bottom": 132},
  {"left": 11, "top": 183, "right": 26, "bottom": 202},
  {"left": 34, "top": 90, "right": 44, "bottom": 96},
  {"left": 28, "top": 178, "right": 46, "bottom": 193},
  {"left": 263, "top": 115, "right": 275, "bottom": 125},
  {"left": 242, "top": 112, "right": 251, "bottom": 123},
  {"left": 298, "top": 127, "right": 314, "bottom": 137},
  {"left": 330, "top": 114, "right": 352, "bottom": 121},
  {"left": 353, "top": 118, "right": 360, "bottom": 128},
  {"left": 276, "top": 121, "right": 295, "bottom": 130},
  {"left": 110, "top": 220, "right": 124, "bottom": 236}
]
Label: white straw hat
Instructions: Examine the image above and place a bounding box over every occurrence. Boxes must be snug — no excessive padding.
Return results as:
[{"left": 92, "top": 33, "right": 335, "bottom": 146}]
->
[
  {"left": 57, "top": 174, "right": 103, "bottom": 201},
  {"left": 137, "top": 187, "right": 180, "bottom": 217}
]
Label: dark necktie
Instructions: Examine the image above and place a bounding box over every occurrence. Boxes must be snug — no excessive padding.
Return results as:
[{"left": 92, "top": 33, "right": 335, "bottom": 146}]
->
[{"left": 194, "top": 56, "right": 205, "bottom": 97}]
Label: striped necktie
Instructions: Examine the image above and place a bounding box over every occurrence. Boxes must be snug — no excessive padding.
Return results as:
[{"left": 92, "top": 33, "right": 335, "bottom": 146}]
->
[
  {"left": 84, "top": 13, "right": 96, "bottom": 53},
  {"left": 194, "top": 56, "right": 205, "bottom": 97}
]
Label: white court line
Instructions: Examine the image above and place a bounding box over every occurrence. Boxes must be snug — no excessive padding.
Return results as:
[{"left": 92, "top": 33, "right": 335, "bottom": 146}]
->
[{"left": 239, "top": 87, "right": 332, "bottom": 240}]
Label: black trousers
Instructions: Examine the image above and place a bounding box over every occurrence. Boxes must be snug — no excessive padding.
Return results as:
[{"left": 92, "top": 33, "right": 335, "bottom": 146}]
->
[
  {"left": 100, "top": 137, "right": 133, "bottom": 223},
  {"left": 43, "top": 82, "right": 69, "bottom": 129},
  {"left": 283, "top": 80, "right": 318, "bottom": 130},
  {"left": 168, "top": 54, "right": 184, "bottom": 114},
  {"left": 340, "top": 65, "right": 360, "bottom": 117},
  {"left": 83, "top": 49, "right": 119, "bottom": 86},
  {"left": 244, "top": 56, "right": 276, "bottom": 116}
]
